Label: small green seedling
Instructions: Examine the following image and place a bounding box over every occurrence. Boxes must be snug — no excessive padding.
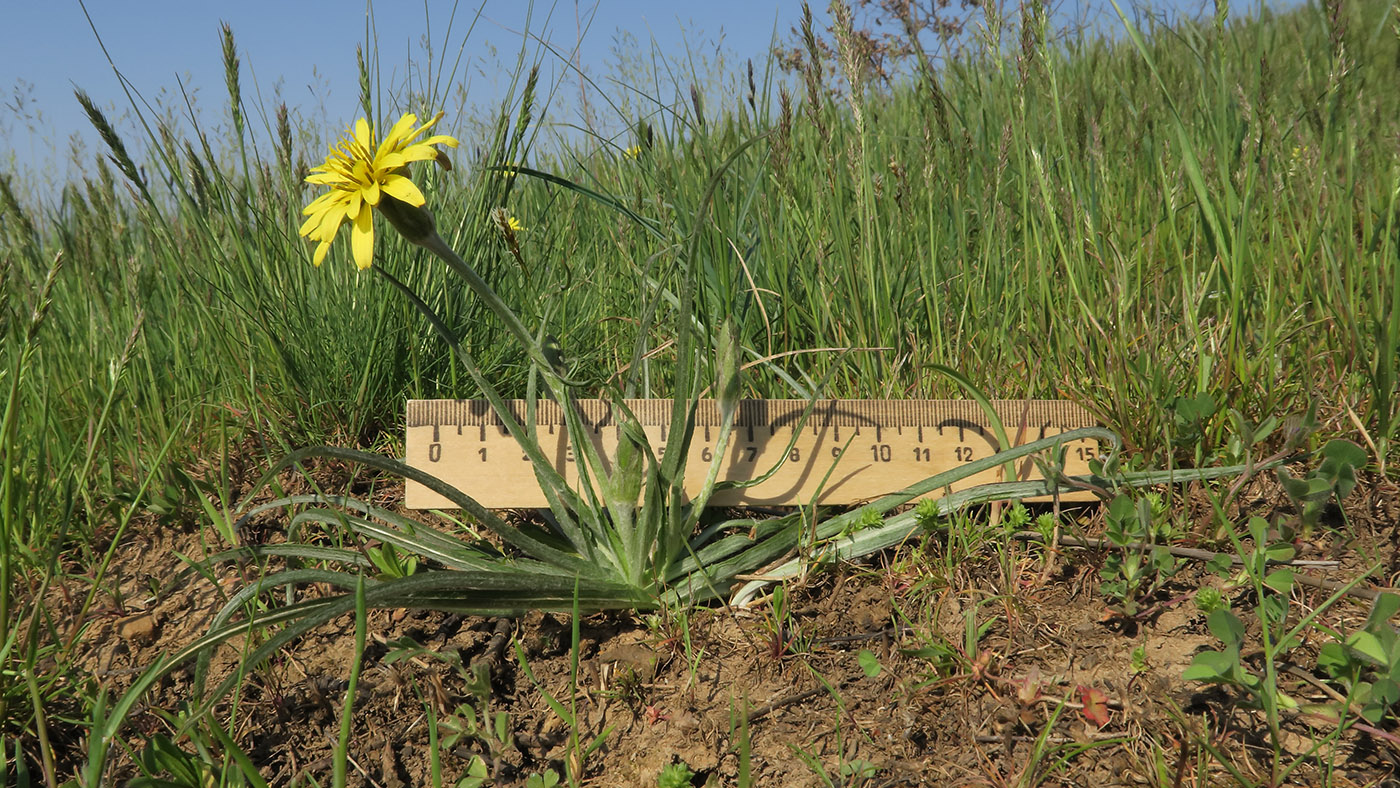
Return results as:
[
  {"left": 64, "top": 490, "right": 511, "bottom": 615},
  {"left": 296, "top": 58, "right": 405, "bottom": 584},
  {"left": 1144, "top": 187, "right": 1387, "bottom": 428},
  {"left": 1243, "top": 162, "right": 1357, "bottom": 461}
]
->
[
  {"left": 839, "top": 758, "right": 879, "bottom": 785},
  {"left": 438, "top": 702, "right": 513, "bottom": 757},
  {"left": 1098, "top": 493, "right": 1179, "bottom": 616},
  {"left": 383, "top": 637, "right": 512, "bottom": 765},
  {"left": 913, "top": 498, "right": 940, "bottom": 532},
  {"left": 1002, "top": 502, "right": 1031, "bottom": 533},
  {"left": 1193, "top": 586, "right": 1228, "bottom": 617},
  {"left": 457, "top": 755, "right": 490, "bottom": 788},
  {"left": 902, "top": 599, "right": 997, "bottom": 682},
  {"left": 1276, "top": 439, "right": 1366, "bottom": 536},
  {"left": 365, "top": 541, "right": 419, "bottom": 578},
  {"left": 525, "top": 769, "right": 562, "bottom": 788},
  {"left": 1316, "top": 592, "right": 1400, "bottom": 725},
  {"left": 1183, "top": 518, "right": 1307, "bottom": 714},
  {"left": 657, "top": 760, "right": 696, "bottom": 788},
  {"left": 1170, "top": 392, "right": 1217, "bottom": 465},
  {"left": 841, "top": 506, "right": 884, "bottom": 539},
  {"left": 1222, "top": 408, "right": 1283, "bottom": 465},
  {"left": 1182, "top": 608, "right": 1265, "bottom": 695},
  {"left": 1130, "top": 644, "right": 1149, "bottom": 674}
]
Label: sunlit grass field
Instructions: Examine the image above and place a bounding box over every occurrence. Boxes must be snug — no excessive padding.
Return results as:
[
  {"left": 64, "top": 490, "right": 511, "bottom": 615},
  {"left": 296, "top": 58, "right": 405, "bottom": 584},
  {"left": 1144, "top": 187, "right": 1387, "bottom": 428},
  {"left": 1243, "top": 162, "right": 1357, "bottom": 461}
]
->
[{"left": 3, "top": 0, "right": 1400, "bottom": 783}]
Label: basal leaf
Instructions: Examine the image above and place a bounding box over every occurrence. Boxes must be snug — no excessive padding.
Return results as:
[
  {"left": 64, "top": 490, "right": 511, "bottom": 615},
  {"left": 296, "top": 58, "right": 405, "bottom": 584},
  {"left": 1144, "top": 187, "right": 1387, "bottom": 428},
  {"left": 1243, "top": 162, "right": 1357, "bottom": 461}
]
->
[
  {"left": 1206, "top": 608, "right": 1246, "bottom": 649},
  {"left": 1183, "top": 649, "right": 1237, "bottom": 683}
]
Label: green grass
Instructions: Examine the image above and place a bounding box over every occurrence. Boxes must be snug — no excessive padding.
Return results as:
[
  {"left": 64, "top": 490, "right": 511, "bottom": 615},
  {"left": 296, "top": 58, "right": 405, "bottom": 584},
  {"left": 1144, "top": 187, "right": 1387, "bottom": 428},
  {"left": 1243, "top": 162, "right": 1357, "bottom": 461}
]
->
[{"left": 1, "top": 0, "right": 1399, "bottom": 783}]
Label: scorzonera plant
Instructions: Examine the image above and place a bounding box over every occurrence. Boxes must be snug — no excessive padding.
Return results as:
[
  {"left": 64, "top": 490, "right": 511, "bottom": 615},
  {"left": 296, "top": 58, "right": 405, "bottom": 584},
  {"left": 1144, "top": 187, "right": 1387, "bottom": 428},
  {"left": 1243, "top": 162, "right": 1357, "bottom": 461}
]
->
[
  {"left": 93, "top": 74, "right": 1268, "bottom": 778},
  {"left": 142, "top": 94, "right": 1112, "bottom": 707}
]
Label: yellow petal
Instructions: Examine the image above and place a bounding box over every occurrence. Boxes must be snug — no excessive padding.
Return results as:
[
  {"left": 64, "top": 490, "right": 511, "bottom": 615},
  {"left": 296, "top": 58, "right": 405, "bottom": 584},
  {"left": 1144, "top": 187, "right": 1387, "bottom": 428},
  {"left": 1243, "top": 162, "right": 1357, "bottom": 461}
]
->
[
  {"left": 312, "top": 240, "right": 332, "bottom": 266},
  {"left": 397, "top": 142, "right": 441, "bottom": 163},
  {"left": 420, "top": 133, "right": 459, "bottom": 148},
  {"left": 298, "top": 212, "right": 322, "bottom": 237},
  {"left": 378, "top": 113, "right": 419, "bottom": 158},
  {"left": 314, "top": 206, "right": 344, "bottom": 239},
  {"left": 397, "top": 112, "right": 438, "bottom": 148},
  {"left": 354, "top": 118, "right": 373, "bottom": 154},
  {"left": 363, "top": 178, "right": 381, "bottom": 206},
  {"left": 302, "top": 190, "right": 337, "bottom": 216},
  {"left": 381, "top": 174, "right": 425, "bottom": 207},
  {"left": 421, "top": 111, "right": 444, "bottom": 131},
  {"left": 351, "top": 204, "right": 374, "bottom": 269},
  {"left": 378, "top": 152, "right": 408, "bottom": 170}
]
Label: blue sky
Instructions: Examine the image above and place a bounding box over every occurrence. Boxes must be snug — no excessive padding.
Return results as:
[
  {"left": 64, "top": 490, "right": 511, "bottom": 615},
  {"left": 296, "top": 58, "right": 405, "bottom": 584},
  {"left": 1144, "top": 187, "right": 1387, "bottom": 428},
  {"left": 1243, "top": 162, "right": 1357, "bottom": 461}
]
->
[{"left": 2, "top": 0, "right": 1232, "bottom": 183}]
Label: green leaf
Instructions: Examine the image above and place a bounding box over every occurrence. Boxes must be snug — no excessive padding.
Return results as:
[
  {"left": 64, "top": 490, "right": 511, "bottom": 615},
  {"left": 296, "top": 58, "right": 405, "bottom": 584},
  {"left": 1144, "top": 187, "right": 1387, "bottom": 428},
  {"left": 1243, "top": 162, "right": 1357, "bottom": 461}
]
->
[
  {"left": 458, "top": 755, "right": 490, "bottom": 788},
  {"left": 1108, "top": 494, "right": 1136, "bottom": 524},
  {"left": 1262, "top": 594, "right": 1289, "bottom": 627},
  {"left": 1183, "top": 650, "right": 1237, "bottom": 683},
  {"left": 1251, "top": 415, "right": 1281, "bottom": 446},
  {"left": 1372, "top": 676, "right": 1400, "bottom": 708},
  {"left": 1366, "top": 593, "right": 1400, "bottom": 630},
  {"left": 1348, "top": 631, "right": 1389, "bottom": 665},
  {"left": 1316, "top": 642, "right": 1354, "bottom": 678},
  {"left": 1362, "top": 701, "right": 1387, "bottom": 724},
  {"left": 1206, "top": 608, "right": 1246, "bottom": 649},
  {"left": 902, "top": 645, "right": 956, "bottom": 663},
  {"left": 1264, "top": 568, "right": 1295, "bottom": 593},
  {"left": 1206, "top": 553, "right": 1234, "bottom": 576},
  {"left": 1319, "top": 440, "right": 1368, "bottom": 498},
  {"left": 1246, "top": 516, "right": 1270, "bottom": 547},
  {"left": 858, "top": 649, "right": 882, "bottom": 678},
  {"left": 1276, "top": 468, "right": 1311, "bottom": 501}
]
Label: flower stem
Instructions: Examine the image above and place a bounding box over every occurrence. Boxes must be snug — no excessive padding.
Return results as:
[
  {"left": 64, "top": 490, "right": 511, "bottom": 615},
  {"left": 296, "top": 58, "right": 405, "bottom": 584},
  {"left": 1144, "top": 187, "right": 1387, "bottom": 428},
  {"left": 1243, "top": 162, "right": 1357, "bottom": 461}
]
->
[
  {"left": 416, "top": 231, "right": 571, "bottom": 399},
  {"left": 370, "top": 265, "right": 595, "bottom": 560}
]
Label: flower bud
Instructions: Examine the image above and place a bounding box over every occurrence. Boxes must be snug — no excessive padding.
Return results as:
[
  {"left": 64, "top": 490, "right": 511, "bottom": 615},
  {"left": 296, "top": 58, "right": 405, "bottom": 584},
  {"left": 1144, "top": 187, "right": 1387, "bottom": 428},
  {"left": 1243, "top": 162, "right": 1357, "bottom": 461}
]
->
[{"left": 379, "top": 194, "right": 437, "bottom": 245}]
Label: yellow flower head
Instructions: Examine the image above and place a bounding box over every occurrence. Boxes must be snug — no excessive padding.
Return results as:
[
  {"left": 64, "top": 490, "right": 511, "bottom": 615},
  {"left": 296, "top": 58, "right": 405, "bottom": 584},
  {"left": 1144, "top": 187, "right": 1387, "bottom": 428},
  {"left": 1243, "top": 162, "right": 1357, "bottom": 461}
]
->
[
  {"left": 299, "top": 112, "right": 459, "bottom": 270},
  {"left": 623, "top": 145, "right": 642, "bottom": 159},
  {"left": 507, "top": 216, "right": 526, "bottom": 233}
]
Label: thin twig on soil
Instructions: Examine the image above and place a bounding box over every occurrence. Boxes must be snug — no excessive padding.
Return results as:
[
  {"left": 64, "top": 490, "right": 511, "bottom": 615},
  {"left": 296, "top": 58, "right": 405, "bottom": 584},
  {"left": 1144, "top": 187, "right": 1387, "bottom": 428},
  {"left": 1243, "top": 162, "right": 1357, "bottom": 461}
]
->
[
  {"left": 470, "top": 617, "right": 514, "bottom": 672},
  {"left": 1012, "top": 530, "right": 1398, "bottom": 601},
  {"left": 1008, "top": 531, "right": 1340, "bottom": 569},
  {"left": 746, "top": 676, "right": 857, "bottom": 724}
]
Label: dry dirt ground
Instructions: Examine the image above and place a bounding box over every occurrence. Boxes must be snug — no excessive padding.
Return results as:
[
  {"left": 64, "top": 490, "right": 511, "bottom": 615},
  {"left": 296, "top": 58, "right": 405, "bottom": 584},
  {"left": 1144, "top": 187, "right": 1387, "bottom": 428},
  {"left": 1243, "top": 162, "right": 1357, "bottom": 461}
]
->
[{"left": 44, "top": 460, "right": 1400, "bottom": 787}]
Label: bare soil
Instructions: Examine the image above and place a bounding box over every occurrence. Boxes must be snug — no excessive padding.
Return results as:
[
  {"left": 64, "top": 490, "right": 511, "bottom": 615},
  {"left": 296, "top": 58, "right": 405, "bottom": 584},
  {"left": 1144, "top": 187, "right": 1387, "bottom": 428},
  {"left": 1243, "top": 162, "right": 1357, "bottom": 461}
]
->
[{"left": 45, "top": 460, "right": 1400, "bottom": 787}]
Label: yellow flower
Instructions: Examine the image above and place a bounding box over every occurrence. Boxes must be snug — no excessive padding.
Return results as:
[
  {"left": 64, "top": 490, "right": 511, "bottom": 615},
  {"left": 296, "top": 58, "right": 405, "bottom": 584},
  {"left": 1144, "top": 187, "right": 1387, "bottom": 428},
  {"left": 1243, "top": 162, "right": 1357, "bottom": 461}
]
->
[
  {"left": 490, "top": 207, "right": 526, "bottom": 235},
  {"left": 623, "top": 145, "right": 642, "bottom": 159},
  {"left": 299, "top": 112, "right": 459, "bottom": 270}
]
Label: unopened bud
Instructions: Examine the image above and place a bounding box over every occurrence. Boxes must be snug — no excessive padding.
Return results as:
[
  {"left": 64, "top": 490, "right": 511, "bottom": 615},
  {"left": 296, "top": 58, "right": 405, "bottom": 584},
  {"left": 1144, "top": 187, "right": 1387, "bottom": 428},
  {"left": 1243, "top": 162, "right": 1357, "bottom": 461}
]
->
[{"left": 379, "top": 194, "right": 437, "bottom": 245}]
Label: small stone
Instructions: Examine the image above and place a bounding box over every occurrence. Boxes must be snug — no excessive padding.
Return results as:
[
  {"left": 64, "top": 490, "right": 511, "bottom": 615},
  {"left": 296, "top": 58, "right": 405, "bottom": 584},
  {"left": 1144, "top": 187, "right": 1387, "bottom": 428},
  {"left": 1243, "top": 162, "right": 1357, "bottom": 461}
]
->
[{"left": 117, "top": 613, "right": 159, "bottom": 644}]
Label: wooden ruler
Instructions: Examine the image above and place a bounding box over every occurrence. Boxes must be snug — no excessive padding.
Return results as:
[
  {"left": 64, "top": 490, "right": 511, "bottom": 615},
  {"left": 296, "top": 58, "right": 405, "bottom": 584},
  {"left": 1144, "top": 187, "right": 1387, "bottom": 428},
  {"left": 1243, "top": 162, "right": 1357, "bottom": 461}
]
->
[{"left": 404, "top": 399, "right": 1101, "bottom": 510}]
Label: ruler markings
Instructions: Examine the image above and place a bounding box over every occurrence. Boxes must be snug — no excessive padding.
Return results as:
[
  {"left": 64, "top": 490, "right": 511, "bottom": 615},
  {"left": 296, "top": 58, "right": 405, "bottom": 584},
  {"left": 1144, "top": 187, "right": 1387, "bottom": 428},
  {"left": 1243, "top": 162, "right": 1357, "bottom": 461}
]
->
[{"left": 405, "top": 399, "right": 1101, "bottom": 509}]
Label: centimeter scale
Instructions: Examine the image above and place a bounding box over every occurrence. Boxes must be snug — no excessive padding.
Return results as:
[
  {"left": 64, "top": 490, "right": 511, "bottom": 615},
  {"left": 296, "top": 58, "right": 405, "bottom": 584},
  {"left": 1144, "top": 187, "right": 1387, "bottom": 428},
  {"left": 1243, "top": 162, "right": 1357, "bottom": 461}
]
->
[{"left": 404, "top": 399, "right": 1102, "bottom": 510}]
